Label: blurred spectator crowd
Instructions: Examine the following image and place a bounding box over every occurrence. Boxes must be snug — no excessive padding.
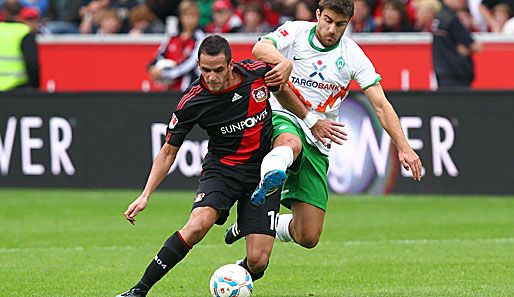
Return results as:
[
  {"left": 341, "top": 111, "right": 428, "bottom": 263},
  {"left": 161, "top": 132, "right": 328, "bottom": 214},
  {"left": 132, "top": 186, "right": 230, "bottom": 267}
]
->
[{"left": 1, "top": 0, "right": 514, "bottom": 35}]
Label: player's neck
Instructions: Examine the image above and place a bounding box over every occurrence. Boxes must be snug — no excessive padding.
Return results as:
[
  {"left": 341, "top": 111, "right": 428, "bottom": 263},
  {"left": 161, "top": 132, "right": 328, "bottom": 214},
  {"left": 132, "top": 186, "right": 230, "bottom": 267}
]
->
[
  {"left": 224, "top": 69, "right": 242, "bottom": 90},
  {"left": 313, "top": 31, "right": 326, "bottom": 48}
]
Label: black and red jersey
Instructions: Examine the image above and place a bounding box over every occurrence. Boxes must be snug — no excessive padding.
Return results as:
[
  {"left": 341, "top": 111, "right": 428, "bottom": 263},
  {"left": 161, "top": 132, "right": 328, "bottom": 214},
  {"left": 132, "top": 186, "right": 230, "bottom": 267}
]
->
[{"left": 166, "top": 59, "right": 275, "bottom": 173}]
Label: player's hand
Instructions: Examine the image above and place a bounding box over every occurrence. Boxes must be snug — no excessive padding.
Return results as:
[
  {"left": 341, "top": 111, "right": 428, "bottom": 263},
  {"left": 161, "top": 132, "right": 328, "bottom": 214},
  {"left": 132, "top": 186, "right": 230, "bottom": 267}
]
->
[
  {"left": 124, "top": 195, "right": 149, "bottom": 225},
  {"left": 399, "top": 149, "right": 422, "bottom": 181},
  {"left": 264, "top": 60, "right": 292, "bottom": 86},
  {"left": 311, "top": 120, "right": 347, "bottom": 147},
  {"left": 148, "top": 66, "right": 162, "bottom": 81}
]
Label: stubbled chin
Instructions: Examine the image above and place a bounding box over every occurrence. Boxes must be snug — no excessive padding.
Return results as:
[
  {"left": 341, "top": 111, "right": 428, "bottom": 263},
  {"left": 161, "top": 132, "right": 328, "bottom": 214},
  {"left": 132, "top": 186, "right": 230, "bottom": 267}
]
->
[{"left": 325, "top": 38, "right": 336, "bottom": 46}]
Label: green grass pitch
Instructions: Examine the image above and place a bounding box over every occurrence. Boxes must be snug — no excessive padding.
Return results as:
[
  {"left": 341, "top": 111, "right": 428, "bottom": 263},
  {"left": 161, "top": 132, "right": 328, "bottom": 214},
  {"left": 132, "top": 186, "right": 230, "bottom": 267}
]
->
[{"left": 1, "top": 189, "right": 513, "bottom": 296}]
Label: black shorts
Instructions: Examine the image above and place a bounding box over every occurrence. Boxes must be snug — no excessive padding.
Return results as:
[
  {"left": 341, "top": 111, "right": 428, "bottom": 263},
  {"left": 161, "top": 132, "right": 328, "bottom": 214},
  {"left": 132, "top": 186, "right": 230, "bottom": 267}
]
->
[{"left": 192, "top": 170, "right": 281, "bottom": 237}]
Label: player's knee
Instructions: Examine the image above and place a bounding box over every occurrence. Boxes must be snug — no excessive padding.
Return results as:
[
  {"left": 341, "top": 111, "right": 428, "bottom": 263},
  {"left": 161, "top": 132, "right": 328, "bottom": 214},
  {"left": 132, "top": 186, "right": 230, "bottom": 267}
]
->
[
  {"left": 275, "top": 134, "right": 302, "bottom": 159},
  {"left": 181, "top": 219, "right": 211, "bottom": 244},
  {"left": 284, "top": 138, "right": 302, "bottom": 158},
  {"left": 246, "top": 252, "right": 269, "bottom": 273},
  {"left": 296, "top": 233, "right": 320, "bottom": 249}
]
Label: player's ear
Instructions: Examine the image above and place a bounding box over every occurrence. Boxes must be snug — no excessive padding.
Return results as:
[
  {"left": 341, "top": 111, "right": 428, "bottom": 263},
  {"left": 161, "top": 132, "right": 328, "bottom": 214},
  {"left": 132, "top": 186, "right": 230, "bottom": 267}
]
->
[
  {"left": 197, "top": 60, "right": 200, "bottom": 67},
  {"left": 229, "top": 59, "right": 234, "bottom": 71}
]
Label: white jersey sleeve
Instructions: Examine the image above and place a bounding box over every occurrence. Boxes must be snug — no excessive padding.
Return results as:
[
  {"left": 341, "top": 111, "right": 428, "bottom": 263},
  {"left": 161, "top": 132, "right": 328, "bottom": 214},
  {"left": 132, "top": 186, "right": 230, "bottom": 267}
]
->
[
  {"left": 344, "top": 37, "right": 382, "bottom": 90},
  {"left": 261, "top": 21, "right": 299, "bottom": 52}
]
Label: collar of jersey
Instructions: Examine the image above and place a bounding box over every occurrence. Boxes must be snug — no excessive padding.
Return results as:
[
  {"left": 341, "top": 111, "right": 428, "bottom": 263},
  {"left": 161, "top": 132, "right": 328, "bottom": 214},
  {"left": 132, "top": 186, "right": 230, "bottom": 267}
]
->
[
  {"left": 308, "top": 25, "right": 340, "bottom": 52},
  {"left": 200, "top": 67, "right": 244, "bottom": 94}
]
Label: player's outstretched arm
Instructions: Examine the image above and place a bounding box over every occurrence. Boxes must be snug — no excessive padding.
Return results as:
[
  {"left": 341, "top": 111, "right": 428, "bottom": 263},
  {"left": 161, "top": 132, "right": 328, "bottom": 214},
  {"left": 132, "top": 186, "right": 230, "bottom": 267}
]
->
[
  {"left": 253, "top": 39, "right": 292, "bottom": 86},
  {"left": 363, "top": 84, "right": 423, "bottom": 181},
  {"left": 124, "top": 143, "right": 180, "bottom": 225}
]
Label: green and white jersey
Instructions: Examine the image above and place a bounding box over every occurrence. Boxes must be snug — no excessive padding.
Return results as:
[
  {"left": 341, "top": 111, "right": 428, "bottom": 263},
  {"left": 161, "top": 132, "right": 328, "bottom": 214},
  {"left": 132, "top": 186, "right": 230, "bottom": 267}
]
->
[{"left": 262, "top": 21, "right": 381, "bottom": 155}]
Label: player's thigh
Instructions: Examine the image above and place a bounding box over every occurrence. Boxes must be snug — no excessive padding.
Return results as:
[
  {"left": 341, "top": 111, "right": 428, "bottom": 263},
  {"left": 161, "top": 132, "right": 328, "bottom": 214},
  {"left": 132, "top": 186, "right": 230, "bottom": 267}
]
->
[
  {"left": 180, "top": 206, "right": 219, "bottom": 244},
  {"left": 290, "top": 201, "right": 325, "bottom": 238},
  {"left": 193, "top": 172, "right": 238, "bottom": 226},
  {"left": 281, "top": 144, "right": 329, "bottom": 211}
]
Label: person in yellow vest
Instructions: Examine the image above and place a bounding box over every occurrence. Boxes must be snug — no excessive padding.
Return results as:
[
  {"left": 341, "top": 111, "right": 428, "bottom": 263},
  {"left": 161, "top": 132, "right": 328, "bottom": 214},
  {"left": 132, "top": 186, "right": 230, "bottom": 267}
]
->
[{"left": 0, "top": 0, "right": 40, "bottom": 92}]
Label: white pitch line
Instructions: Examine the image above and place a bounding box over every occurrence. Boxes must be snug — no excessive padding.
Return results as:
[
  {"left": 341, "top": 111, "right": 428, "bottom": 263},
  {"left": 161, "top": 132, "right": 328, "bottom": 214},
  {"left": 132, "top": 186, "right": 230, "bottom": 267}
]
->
[
  {"left": 0, "top": 238, "right": 512, "bottom": 253},
  {"left": 334, "top": 237, "right": 514, "bottom": 246}
]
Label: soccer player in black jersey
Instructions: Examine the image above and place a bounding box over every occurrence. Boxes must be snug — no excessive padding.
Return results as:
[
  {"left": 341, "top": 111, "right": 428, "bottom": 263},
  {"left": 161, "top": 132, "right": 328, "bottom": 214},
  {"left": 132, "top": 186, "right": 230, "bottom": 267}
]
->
[{"left": 116, "top": 35, "right": 290, "bottom": 297}]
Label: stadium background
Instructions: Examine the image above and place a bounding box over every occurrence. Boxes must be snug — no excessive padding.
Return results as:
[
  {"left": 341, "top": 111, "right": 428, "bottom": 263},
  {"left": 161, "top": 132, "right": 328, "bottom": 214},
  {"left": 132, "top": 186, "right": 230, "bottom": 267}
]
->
[{"left": 2, "top": 33, "right": 513, "bottom": 195}]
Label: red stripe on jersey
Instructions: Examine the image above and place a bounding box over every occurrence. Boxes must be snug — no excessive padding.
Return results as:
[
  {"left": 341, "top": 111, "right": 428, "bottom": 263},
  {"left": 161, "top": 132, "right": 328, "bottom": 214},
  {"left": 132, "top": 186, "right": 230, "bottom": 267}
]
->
[
  {"left": 178, "top": 85, "right": 202, "bottom": 110},
  {"left": 177, "top": 85, "right": 202, "bottom": 110},
  {"left": 165, "top": 132, "right": 171, "bottom": 143},
  {"left": 240, "top": 63, "right": 267, "bottom": 71},
  {"left": 179, "top": 85, "right": 201, "bottom": 106},
  {"left": 220, "top": 77, "right": 268, "bottom": 166},
  {"left": 240, "top": 61, "right": 266, "bottom": 69},
  {"left": 221, "top": 122, "right": 264, "bottom": 166},
  {"left": 250, "top": 61, "right": 266, "bottom": 67}
]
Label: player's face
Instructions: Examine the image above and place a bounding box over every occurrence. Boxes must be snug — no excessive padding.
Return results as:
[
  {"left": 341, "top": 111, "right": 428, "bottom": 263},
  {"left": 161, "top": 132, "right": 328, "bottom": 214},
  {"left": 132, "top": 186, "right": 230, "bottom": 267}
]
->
[
  {"left": 198, "top": 53, "right": 233, "bottom": 92},
  {"left": 315, "top": 8, "right": 350, "bottom": 47}
]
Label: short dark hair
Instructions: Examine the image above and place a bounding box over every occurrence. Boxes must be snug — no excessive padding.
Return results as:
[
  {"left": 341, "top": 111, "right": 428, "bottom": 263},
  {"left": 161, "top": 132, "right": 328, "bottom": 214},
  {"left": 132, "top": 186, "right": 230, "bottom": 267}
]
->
[
  {"left": 319, "top": 0, "right": 354, "bottom": 19},
  {"left": 4, "top": 0, "right": 23, "bottom": 18},
  {"left": 198, "top": 35, "right": 232, "bottom": 64}
]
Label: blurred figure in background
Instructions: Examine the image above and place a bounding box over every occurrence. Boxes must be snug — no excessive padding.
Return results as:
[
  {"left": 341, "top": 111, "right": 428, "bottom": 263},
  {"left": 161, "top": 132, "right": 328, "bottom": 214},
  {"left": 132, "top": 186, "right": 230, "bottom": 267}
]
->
[
  {"left": 491, "top": 3, "right": 512, "bottom": 31},
  {"left": 147, "top": 0, "right": 205, "bottom": 91},
  {"left": 414, "top": 0, "right": 441, "bottom": 31},
  {"left": 0, "top": 0, "right": 40, "bottom": 91},
  {"left": 20, "top": 6, "right": 40, "bottom": 32},
  {"left": 205, "top": 0, "right": 242, "bottom": 33},
  {"left": 270, "top": 0, "right": 298, "bottom": 24},
  {"left": 197, "top": 0, "right": 215, "bottom": 29},
  {"left": 432, "top": 0, "right": 482, "bottom": 88},
  {"left": 502, "top": 9, "right": 514, "bottom": 32},
  {"left": 96, "top": 8, "right": 121, "bottom": 34},
  {"left": 294, "top": 0, "right": 317, "bottom": 21},
  {"left": 234, "top": 0, "right": 280, "bottom": 29},
  {"left": 237, "top": 1, "right": 272, "bottom": 33},
  {"left": 18, "top": 0, "right": 49, "bottom": 17},
  {"left": 45, "top": 0, "right": 81, "bottom": 33},
  {"left": 479, "top": 0, "right": 514, "bottom": 32},
  {"left": 145, "top": 0, "right": 180, "bottom": 23},
  {"left": 349, "top": 0, "right": 377, "bottom": 32},
  {"left": 128, "top": 5, "right": 164, "bottom": 34},
  {"left": 456, "top": 6, "right": 481, "bottom": 31},
  {"left": 467, "top": 0, "right": 488, "bottom": 31},
  {"left": 78, "top": 0, "right": 109, "bottom": 33},
  {"left": 375, "top": 0, "right": 416, "bottom": 31}
]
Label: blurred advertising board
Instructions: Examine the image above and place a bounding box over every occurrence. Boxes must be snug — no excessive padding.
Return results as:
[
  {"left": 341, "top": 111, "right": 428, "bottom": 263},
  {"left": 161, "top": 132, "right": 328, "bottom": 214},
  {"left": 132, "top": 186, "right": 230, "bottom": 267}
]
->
[
  {"left": 1, "top": 91, "right": 513, "bottom": 194},
  {"left": 37, "top": 34, "right": 514, "bottom": 92}
]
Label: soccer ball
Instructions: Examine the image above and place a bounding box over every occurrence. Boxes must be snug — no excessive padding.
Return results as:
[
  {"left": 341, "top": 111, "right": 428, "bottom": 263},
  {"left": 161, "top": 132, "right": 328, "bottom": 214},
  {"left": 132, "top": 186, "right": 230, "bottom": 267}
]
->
[{"left": 209, "top": 264, "right": 253, "bottom": 297}]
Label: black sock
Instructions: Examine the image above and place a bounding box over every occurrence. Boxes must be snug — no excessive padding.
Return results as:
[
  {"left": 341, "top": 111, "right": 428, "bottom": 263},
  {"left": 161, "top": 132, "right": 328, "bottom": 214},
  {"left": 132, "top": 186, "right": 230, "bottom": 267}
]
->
[
  {"left": 239, "top": 257, "right": 267, "bottom": 281},
  {"left": 135, "top": 231, "right": 192, "bottom": 290}
]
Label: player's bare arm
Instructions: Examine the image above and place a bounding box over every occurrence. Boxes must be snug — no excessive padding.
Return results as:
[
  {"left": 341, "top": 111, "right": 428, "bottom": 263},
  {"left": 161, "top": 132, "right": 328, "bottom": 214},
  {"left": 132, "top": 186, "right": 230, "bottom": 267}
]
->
[
  {"left": 363, "top": 84, "right": 423, "bottom": 181},
  {"left": 253, "top": 39, "right": 348, "bottom": 145},
  {"left": 252, "top": 39, "right": 292, "bottom": 86},
  {"left": 274, "top": 84, "right": 347, "bottom": 146},
  {"left": 124, "top": 143, "right": 179, "bottom": 225}
]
